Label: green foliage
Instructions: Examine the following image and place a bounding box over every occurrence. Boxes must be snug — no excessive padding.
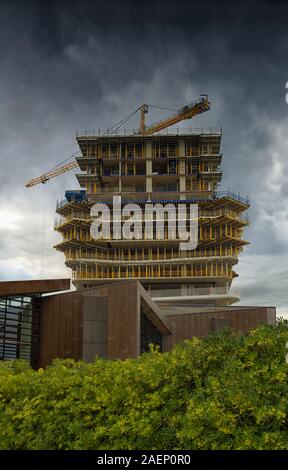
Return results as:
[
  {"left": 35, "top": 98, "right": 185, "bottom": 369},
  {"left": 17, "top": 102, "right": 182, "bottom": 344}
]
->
[{"left": 0, "top": 323, "right": 288, "bottom": 449}]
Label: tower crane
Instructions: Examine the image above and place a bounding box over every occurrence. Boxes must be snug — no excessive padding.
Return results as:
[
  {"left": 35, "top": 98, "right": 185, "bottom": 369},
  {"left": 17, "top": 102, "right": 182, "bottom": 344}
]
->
[{"left": 26, "top": 95, "right": 210, "bottom": 188}]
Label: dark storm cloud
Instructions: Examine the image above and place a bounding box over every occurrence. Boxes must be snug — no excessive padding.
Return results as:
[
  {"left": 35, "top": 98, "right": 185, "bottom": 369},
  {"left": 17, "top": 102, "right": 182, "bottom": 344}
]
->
[{"left": 0, "top": 0, "right": 287, "bottom": 311}]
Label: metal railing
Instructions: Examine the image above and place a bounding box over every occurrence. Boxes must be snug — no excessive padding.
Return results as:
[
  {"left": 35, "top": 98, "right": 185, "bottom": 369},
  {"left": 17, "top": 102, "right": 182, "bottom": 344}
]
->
[
  {"left": 73, "top": 269, "right": 233, "bottom": 280},
  {"left": 216, "top": 190, "right": 249, "bottom": 205},
  {"left": 55, "top": 207, "right": 248, "bottom": 229},
  {"left": 77, "top": 151, "right": 223, "bottom": 159},
  {"left": 56, "top": 189, "right": 249, "bottom": 209},
  {"left": 54, "top": 214, "right": 92, "bottom": 228},
  {"left": 149, "top": 287, "right": 240, "bottom": 298},
  {"left": 76, "top": 127, "right": 222, "bottom": 138}
]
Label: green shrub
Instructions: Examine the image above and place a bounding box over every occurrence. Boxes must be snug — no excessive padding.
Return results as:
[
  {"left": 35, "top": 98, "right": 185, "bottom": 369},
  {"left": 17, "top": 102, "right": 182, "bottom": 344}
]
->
[{"left": 0, "top": 323, "right": 288, "bottom": 450}]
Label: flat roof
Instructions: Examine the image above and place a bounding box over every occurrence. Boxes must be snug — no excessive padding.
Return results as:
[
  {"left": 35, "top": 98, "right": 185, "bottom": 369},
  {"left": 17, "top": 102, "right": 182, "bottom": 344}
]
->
[
  {"left": 76, "top": 128, "right": 222, "bottom": 140},
  {"left": 0, "top": 278, "right": 71, "bottom": 297}
]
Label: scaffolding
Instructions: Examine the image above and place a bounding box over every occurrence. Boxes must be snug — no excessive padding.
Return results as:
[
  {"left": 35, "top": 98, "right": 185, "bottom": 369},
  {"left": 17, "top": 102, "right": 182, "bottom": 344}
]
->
[{"left": 55, "top": 133, "right": 249, "bottom": 306}]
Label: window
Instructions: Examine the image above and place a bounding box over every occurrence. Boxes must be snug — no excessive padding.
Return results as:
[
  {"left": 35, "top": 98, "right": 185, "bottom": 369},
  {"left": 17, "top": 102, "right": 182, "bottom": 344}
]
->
[
  {"left": 0, "top": 295, "right": 41, "bottom": 368},
  {"left": 140, "top": 311, "right": 162, "bottom": 353}
]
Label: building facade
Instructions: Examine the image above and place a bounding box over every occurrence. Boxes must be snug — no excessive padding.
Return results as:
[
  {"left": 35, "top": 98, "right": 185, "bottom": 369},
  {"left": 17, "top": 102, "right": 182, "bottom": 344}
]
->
[
  {"left": 55, "top": 130, "right": 249, "bottom": 308},
  {"left": 0, "top": 279, "right": 70, "bottom": 368},
  {"left": 0, "top": 279, "right": 276, "bottom": 368}
]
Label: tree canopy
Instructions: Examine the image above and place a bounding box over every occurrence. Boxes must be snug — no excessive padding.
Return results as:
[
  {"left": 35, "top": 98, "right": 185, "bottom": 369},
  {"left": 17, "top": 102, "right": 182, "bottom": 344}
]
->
[{"left": 0, "top": 322, "right": 288, "bottom": 450}]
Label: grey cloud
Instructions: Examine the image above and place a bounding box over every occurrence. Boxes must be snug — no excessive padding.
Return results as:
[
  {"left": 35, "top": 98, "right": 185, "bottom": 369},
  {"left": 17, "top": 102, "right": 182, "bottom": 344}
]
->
[{"left": 0, "top": 0, "right": 287, "bottom": 312}]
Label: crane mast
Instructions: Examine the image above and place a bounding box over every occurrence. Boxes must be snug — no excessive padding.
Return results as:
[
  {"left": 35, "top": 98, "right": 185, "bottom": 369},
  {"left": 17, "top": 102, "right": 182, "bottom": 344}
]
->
[{"left": 139, "top": 104, "right": 148, "bottom": 133}]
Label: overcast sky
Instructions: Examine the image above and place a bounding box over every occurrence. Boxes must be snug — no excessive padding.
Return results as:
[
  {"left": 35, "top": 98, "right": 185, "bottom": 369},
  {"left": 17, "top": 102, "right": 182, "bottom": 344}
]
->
[{"left": 0, "top": 0, "right": 287, "bottom": 314}]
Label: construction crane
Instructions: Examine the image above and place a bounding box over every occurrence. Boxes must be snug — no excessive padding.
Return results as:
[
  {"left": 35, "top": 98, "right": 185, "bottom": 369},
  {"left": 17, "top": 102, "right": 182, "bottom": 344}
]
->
[
  {"left": 139, "top": 95, "right": 210, "bottom": 134},
  {"left": 26, "top": 95, "right": 210, "bottom": 188},
  {"left": 26, "top": 159, "right": 78, "bottom": 188}
]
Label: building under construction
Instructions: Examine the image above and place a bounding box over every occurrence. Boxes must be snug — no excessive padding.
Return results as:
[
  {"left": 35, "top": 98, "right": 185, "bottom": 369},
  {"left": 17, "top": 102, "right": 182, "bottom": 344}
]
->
[
  {"left": 2, "top": 96, "right": 273, "bottom": 368},
  {"left": 53, "top": 97, "right": 250, "bottom": 312}
]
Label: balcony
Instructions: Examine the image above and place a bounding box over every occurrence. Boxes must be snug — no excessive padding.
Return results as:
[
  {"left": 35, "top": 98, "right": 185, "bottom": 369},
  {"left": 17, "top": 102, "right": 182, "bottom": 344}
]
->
[
  {"left": 72, "top": 266, "right": 233, "bottom": 280},
  {"left": 150, "top": 286, "right": 240, "bottom": 303},
  {"left": 65, "top": 250, "right": 238, "bottom": 263}
]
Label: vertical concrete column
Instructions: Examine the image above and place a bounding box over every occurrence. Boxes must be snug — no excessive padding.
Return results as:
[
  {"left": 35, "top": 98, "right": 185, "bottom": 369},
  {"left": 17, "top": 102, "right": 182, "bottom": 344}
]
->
[
  {"left": 118, "top": 160, "right": 122, "bottom": 192},
  {"left": 181, "top": 283, "right": 187, "bottom": 295},
  {"left": 179, "top": 139, "right": 186, "bottom": 200},
  {"left": 179, "top": 139, "right": 185, "bottom": 158},
  {"left": 146, "top": 141, "right": 152, "bottom": 193},
  {"left": 225, "top": 280, "right": 229, "bottom": 294}
]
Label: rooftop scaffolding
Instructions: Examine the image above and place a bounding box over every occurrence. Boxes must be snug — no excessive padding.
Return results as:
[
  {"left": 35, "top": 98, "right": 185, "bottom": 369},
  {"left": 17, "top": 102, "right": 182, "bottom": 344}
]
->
[{"left": 76, "top": 127, "right": 222, "bottom": 138}]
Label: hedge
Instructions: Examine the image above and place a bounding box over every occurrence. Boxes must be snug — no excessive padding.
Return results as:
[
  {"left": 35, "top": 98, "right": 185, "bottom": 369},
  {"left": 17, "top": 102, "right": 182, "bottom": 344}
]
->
[{"left": 0, "top": 322, "right": 288, "bottom": 450}]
